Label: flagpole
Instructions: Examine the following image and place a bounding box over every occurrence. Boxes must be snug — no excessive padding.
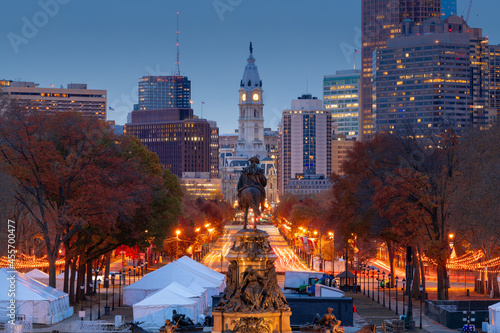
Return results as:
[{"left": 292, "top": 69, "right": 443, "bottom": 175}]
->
[{"left": 201, "top": 102, "right": 203, "bottom": 119}]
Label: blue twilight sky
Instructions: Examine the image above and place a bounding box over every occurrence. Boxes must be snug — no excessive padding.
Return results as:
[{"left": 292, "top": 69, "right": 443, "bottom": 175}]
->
[{"left": 1, "top": 0, "right": 498, "bottom": 134}]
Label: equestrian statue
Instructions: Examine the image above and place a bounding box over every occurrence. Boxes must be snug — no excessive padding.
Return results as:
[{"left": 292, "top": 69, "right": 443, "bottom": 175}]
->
[{"left": 237, "top": 156, "right": 267, "bottom": 229}]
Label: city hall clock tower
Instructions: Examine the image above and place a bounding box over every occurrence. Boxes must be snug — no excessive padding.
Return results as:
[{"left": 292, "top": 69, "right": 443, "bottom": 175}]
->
[{"left": 237, "top": 42, "right": 266, "bottom": 159}]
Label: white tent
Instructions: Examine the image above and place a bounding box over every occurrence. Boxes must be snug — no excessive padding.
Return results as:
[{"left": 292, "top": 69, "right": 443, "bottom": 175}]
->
[
  {"left": 55, "top": 272, "right": 79, "bottom": 291},
  {"left": 124, "top": 258, "right": 223, "bottom": 306},
  {"left": 25, "top": 269, "right": 49, "bottom": 286},
  {"left": 175, "top": 256, "right": 226, "bottom": 291},
  {"left": 489, "top": 302, "right": 500, "bottom": 331},
  {"left": 187, "top": 281, "right": 208, "bottom": 311},
  {"left": 0, "top": 268, "right": 73, "bottom": 324},
  {"left": 164, "top": 282, "right": 206, "bottom": 315},
  {"left": 133, "top": 288, "right": 198, "bottom": 330}
]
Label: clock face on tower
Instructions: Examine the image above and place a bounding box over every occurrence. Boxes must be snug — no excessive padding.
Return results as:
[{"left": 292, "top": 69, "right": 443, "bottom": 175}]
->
[
  {"left": 242, "top": 93, "right": 247, "bottom": 102},
  {"left": 252, "top": 93, "right": 259, "bottom": 101}
]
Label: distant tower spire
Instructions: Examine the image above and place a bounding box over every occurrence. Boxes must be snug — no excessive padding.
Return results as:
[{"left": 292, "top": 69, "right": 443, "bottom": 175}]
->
[
  {"left": 249, "top": 42, "right": 253, "bottom": 54},
  {"left": 175, "top": 12, "right": 180, "bottom": 76}
]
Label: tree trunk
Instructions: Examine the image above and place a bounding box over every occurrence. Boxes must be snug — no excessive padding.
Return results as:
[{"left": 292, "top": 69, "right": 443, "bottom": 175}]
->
[
  {"left": 63, "top": 240, "right": 71, "bottom": 293},
  {"left": 76, "top": 257, "right": 86, "bottom": 303},
  {"left": 412, "top": 246, "right": 421, "bottom": 299},
  {"left": 86, "top": 260, "right": 93, "bottom": 295},
  {"left": 418, "top": 246, "right": 426, "bottom": 295},
  {"left": 387, "top": 240, "right": 395, "bottom": 287},
  {"left": 479, "top": 270, "right": 486, "bottom": 294},
  {"left": 489, "top": 272, "right": 500, "bottom": 298},
  {"left": 436, "top": 264, "right": 449, "bottom": 300},
  {"left": 104, "top": 252, "right": 111, "bottom": 288},
  {"left": 474, "top": 270, "right": 480, "bottom": 292},
  {"left": 47, "top": 251, "right": 57, "bottom": 288},
  {"left": 69, "top": 258, "right": 77, "bottom": 305}
]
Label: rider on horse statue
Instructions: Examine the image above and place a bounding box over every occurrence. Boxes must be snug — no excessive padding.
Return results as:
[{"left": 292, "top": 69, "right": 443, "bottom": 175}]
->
[{"left": 237, "top": 156, "right": 267, "bottom": 211}]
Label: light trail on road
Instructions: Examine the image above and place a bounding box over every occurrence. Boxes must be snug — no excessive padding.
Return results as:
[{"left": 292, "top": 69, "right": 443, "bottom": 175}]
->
[{"left": 202, "top": 224, "right": 311, "bottom": 273}]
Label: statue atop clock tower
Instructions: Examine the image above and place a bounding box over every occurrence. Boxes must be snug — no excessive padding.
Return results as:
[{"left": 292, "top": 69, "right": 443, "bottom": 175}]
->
[{"left": 237, "top": 42, "right": 266, "bottom": 159}]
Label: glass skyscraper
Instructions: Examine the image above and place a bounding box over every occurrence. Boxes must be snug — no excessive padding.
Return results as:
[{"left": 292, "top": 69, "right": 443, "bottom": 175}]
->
[
  {"left": 323, "top": 69, "right": 361, "bottom": 140},
  {"left": 138, "top": 75, "right": 191, "bottom": 110},
  {"left": 360, "top": 0, "right": 441, "bottom": 140}
]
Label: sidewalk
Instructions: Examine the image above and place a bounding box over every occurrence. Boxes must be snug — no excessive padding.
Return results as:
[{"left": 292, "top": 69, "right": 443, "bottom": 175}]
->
[{"left": 348, "top": 288, "right": 455, "bottom": 333}]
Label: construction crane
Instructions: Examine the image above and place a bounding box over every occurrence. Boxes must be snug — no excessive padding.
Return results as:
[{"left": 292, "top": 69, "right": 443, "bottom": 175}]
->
[{"left": 463, "top": 0, "right": 473, "bottom": 23}]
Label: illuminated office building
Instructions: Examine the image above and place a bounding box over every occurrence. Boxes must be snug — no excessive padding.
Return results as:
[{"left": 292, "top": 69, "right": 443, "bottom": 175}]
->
[
  {"left": 279, "top": 94, "right": 332, "bottom": 194},
  {"left": 323, "top": 69, "right": 361, "bottom": 140},
  {"left": 373, "top": 16, "right": 498, "bottom": 135},
  {"left": 138, "top": 75, "right": 191, "bottom": 110},
  {"left": 1, "top": 81, "right": 106, "bottom": 120},
  {"left": 360, "top": 0, "right": 441, "bottom": 140},
  {"left": 125, "top": 108, "right": 215, "bottom": 177}
]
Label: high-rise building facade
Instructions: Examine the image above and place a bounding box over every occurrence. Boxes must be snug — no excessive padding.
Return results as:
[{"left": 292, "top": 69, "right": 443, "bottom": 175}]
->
[
  {"left": 441, "top": 0, "right": 457, "bottom": 19},
  {"left": 323, "top": 69, "right": 361, "bottom": 140},
  {"left": 360, "top": 0, "right": 441, "bottom": 140},
  {"left": 208, "top": 121, "right": 220, "bottom": 179},
  {"left": 279, "top": 94, "right": 332, "bottom": 194},
  {"left": 1, "top": 81, "right": 107, "bottom": 120},
  {"left": 373, "top": 16, "right": 498, "bottom": 135},
  {"left": 332, "top": 134, "right": 356, "bottom": 176},
  {"left": 138, "top": 75, "right": 191, "bottom": 110},
  {"left": 125, "top": 108, "right": 215, "bottom": 177}
]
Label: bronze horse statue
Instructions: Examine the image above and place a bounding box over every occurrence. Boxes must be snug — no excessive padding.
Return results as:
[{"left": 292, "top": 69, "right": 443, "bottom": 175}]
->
[
  {"left": 240, "top": 186, "right": 263, "bottom": 229},
  {"left": 237, "top": 157, "right": 267, "bottom": 230}
]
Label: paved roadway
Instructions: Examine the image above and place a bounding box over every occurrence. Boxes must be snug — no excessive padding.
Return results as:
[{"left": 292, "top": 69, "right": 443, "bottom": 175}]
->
[{"left": 201, "top": 223, "right": 310, "bottom": 273}]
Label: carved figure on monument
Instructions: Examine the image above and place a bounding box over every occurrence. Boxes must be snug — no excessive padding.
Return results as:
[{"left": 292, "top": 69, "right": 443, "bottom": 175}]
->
[
  {"left": 172, "top": 309, "right": 195, "bottom": 327},
  {"left": 237, "top": 156, "right": 267, "bottom": 229},
  {"left": 231, "top": 316, "right": 272, "bottom": 333},
  {"left": 160, "top": 319, "right": 177, "bottom": 333},
  {"left": 302, "top": 307, "right": 344, "bottom": 333},
  {"left": 241, "top": 267, "right": 265, "bottom": 307}
]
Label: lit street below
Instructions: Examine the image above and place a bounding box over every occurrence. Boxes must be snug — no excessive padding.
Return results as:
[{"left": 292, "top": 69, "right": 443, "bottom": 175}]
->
[{"left": 202, "top": 224, "right": 309, "bottom": 273}]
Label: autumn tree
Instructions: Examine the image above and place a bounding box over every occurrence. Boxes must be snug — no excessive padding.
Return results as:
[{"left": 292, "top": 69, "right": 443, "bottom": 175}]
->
[
  {"left": 451, "top": 123, "right": 500, "bottom": 296},
  {"left": 0, "top": 106, "right": 179, "bottom": 289}
]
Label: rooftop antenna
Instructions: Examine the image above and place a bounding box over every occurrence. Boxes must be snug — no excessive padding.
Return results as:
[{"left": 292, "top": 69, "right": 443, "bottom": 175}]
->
[{"left": 175, "top": 12, "right": 180, "bottom": 76}]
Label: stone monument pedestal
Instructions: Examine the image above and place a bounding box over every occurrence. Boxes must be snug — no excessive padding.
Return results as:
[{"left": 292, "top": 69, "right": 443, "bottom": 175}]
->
[
  {"left": 212, "top": 310, "right": 292, "bottom": 333},
  {"left": 212, "top": 228, "right": 292, "bottom": 333}
]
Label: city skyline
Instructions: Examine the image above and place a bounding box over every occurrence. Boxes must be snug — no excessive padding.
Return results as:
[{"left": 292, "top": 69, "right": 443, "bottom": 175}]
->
[{"left": 2, "top": 0, "right": 498, "bottom": 134}]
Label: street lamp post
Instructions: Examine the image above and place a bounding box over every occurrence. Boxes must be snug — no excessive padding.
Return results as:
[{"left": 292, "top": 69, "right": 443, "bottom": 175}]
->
[
  {"left": 377, "top": 269, "right": 380, "bottom": 303},
  {"left": 388, "top": 273, "right": 392, "bottom": 311},
  {"left": 328, "top": 232, "right": 335, "bottom": 276},
  {"left": 382, "top": 271, "right": 386, "bottom": 307},
  {"left": 371, "top": 268, "right": 375, "bottom": 301},
  {"left": 118, "top": 271, "right": 122, "bottom": 307},
  {"left": 97, "top": 279, "right": 101, "bottom": 319},
  {"left": 133, "top": 265, "right": 136, "bottom": 282},
  {"left": 402, "top": 279, "right": 406, "bottom": 316},
  {"left": 361, "top": 266, "right": 365, "bottom": 295},
  {"left": 104, "top": 277, "right": 110, "bottom": 315},
  {"left": 111, "top": 274, "right": 115, "bottom": 311},
  {"left": 419, "top": 285, "right": 424, "bottom": 329},
  {"left": 395, "top": 276, "right": 399, "bottom": 315},
  {"left": 128, "top": 268, "right": 131, "bottom": 286},
  {"left": 80, "top": 284, "right": 84, "bottom": 321},
  {"left": 89, "top": 282, "right": 94, "bottom": 321},
  {"left": 145, "top": 261, "right": 148, "bottom": 274}
]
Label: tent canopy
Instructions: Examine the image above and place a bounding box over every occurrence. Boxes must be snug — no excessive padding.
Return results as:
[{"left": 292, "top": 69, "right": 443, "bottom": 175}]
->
[
  {"left": 175, "top": 256, "right": 225, "bottom": 282},
  {"left": 0, "top": 268, "right": 73, "bottom": 324},
  {"left": 123, "top": 257, "right": 223, "bottom": 306},
  {"left": 133, "top": 288, "right": 199, "bottom": 330},
  {"left": 26, "top": 269, "right": 49, "bottom": 279},
  {"left": 1, "top": 268, "right": 67, "bottom": 301}
]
